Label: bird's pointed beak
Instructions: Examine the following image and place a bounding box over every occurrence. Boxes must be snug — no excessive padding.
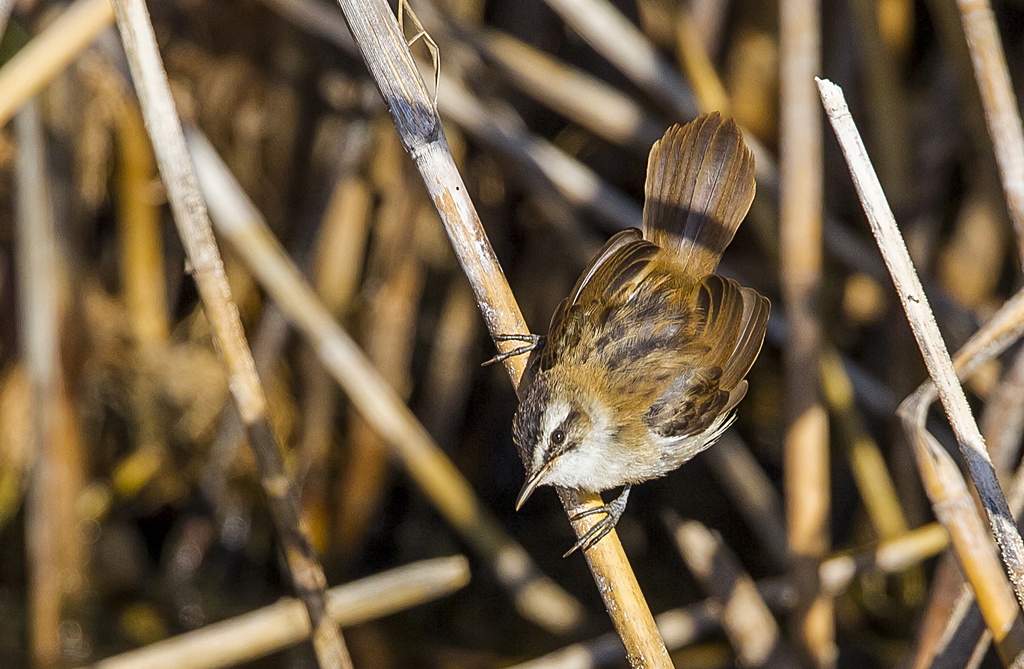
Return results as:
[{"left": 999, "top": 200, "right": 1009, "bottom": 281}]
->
[{"left": 516, "top": 459, "right": 556, "bottom": 511}]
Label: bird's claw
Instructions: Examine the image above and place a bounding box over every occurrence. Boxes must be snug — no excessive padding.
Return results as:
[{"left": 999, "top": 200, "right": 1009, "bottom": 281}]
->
[
  {"left": 563, "top": 485, "right": 631, "bottom": 557},
  {"left": 482, "top": 334, "right": 544, "bottom": 366}
]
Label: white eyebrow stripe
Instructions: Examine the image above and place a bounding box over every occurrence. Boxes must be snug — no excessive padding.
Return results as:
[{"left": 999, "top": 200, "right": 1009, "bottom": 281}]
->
[{"left": 533, "top": 400, "right": 573, "bottom": 470}]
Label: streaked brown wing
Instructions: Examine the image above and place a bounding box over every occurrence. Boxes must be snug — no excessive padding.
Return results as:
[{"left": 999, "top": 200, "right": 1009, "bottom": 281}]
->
[
  {"left": 566, "top": 228, "right": 644, "bottom": 308},
  {"left": 721, "top": 287, "right": 770, "bottom": 391},
  {"left": 642, "top": 366, "right": 731, "bottom": 438},
  {"left": 540, "top": 231, "right": 661, "bottom": 369},
  {"left": 637, "top": 274, "right": 768, "bottom": 438}
]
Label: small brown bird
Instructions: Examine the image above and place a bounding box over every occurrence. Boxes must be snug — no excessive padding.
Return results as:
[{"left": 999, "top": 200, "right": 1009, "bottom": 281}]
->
[{"left": 509, "top": 113, "right": 770, "bottom": 555}]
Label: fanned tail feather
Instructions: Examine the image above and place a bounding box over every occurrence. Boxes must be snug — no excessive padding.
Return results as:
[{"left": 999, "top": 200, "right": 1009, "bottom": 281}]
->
[{"left": 642, "top": 113, "right": 756, "bottom": 280}]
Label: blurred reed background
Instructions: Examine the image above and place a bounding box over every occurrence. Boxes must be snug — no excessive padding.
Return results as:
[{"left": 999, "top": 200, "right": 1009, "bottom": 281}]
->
[{"left": 2, "top": 0, "right": 1024, "bottom": 667}]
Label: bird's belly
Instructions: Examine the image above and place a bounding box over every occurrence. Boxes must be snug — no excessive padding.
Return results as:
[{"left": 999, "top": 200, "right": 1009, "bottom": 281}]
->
[
  {"left": 541, "top": 443, "right": 643, "bottom": 492},
  {"left": 545, "top": 412, "right": 733, "bottom": 492},
  {"left": 541, "top": 423, "right": 726, "bottom": 493}
]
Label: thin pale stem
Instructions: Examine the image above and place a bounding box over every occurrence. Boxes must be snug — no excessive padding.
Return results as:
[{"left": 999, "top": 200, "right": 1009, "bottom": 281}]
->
[
  {"left": 109, "top": 0, "right": 351, "bottom": 665},
  {"left": 819, "top": 74, "right": 1024, "bottom": 621},
  {"left": 87, "top": 557, "right": 469, "bottom": 669}
]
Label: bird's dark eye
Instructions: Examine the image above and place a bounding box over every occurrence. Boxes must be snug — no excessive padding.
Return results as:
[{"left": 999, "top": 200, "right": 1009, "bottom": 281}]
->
[{"left": 551, "top": 429, "right": 566, "bottom": 445}]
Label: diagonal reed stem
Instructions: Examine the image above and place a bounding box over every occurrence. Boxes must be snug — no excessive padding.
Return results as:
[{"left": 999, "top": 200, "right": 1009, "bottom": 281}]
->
[
  {"left": 108, "top": 0, "right": 351, "bottom": 666},
  {"left": 818, "top": 75, "right": 1024, "bottom": 616},
  {"left": 330, "top": 0, "right": 670, "bottom": 664}
]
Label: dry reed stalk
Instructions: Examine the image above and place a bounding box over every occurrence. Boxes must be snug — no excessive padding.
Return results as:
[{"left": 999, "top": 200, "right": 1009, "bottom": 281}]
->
[
  {"left": 689, "top": 0, "right": 729, "bottom": 55},
  {"left": 702, "top": 434, "right": 788, "bottom": 567},
  {"left": 820, "top": 349, "right": 909, "bottom": 542},
  {"left": 420, "top": 283, "right": 479, "bottom": 443},
  {"left": 673, "top": 8, "right": 730, "bottom": 114},
  {"left": 897, "top": 288, "right": 1024, "bottom": 666},
  {"left": 902, "top": 420, "right": 1023, "bottom": 665},
  {"left": 879, "top": 0, "right": 914, "bottom": 55},
  {"left": 819, "top": 76, "right": 1024, "bottom": 653},
  {"left": 921, "top": 393, "right": 1024, "bottom": 668},
  {"left": 0, "top": 367, "right": 32, "bottom": 529},
  {"left": 186, "top": 127, "right": 585, "bottom": 635},
  {"left": 115, "top": 101, "right": 168, "bottom": 344},
  {"left": 312, "top": 177, "right": 373, "bottom": 321},
  {"left": 780, "top": 1, "right": 832, "bottom": 665},
  {"left": 331, "top": 0, "right": 669, "bottom": 663},
  {"left": 848, "top": 0, "right": 911, "bottom": 203},
  {"left": 723, "top": 24, "right": 778, "bottom": 143},
  {"left": 0, "top": 0, "right": 113, "bottom": 126},
  {"left": 337, "top": 170, "right": 425, "bottom": 549},
  {"left": 109, "top": 1, "right": 351, "bottom": 666},
  {"left": 540, "top": 0, "right": 697, "bottom": 119},
  {"left": 113, "top": 96, "right": 172, "bottom": 499},
  {"left": 955, "top": 0, "right": 1024, "bottom": 261},
  {"left": 472, "top": 29, "right": 663, "bottom": 152},
  {"left": 671, "top": 519, "right": 800, "bottom": 669},
  {"left": 911, "top": 323, "right": 1024, "bottom": 666},
  {"left": 16, "top": 98, "right": 85, "bottom": 669},
  {"left": 302, "top": 173, "right": 373, "bottom": 551},
  {"left": 86, "top": 556, "right": 470, "bottom": 669},
  {"left": 512, "top": 523, "right": 950, "bottom": 669}
]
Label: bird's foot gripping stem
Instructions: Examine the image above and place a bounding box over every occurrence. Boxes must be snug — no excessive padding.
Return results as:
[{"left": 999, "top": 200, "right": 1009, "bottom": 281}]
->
[
  {"left": 563, "top": 485, "right": 631, "bottom": 557},
  {"left": 482, "top": 333, "right": 544, "bottom": 366}
]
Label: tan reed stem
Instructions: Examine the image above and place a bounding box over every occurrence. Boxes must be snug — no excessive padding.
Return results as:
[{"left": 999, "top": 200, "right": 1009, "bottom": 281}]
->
[
  {"left": 899, "top": 290, "right": 1024, "bottom": 667},
  {"left": 109, "top": 1, "right": 351, "bottom": 665},
  {"left": 86, "top": 557, "right": 470, "bottom": 669},
  {"left": 16, "top": 98, "right": 72, "bottom": 669},
  {"left": 780, "top": 0, "right": 833, "bottom": 664},
  {"left": 955, "top": 0, "right": 1024, "bottom": 262},
  {"left": 0, "top": 0, "right": 114, "bottom": 127},
  {"left": 296, "top": 0, "right": 672, "bottom": 662},
  {"left": 186, "top": 127, "right": 584, "bottom": 635}
]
